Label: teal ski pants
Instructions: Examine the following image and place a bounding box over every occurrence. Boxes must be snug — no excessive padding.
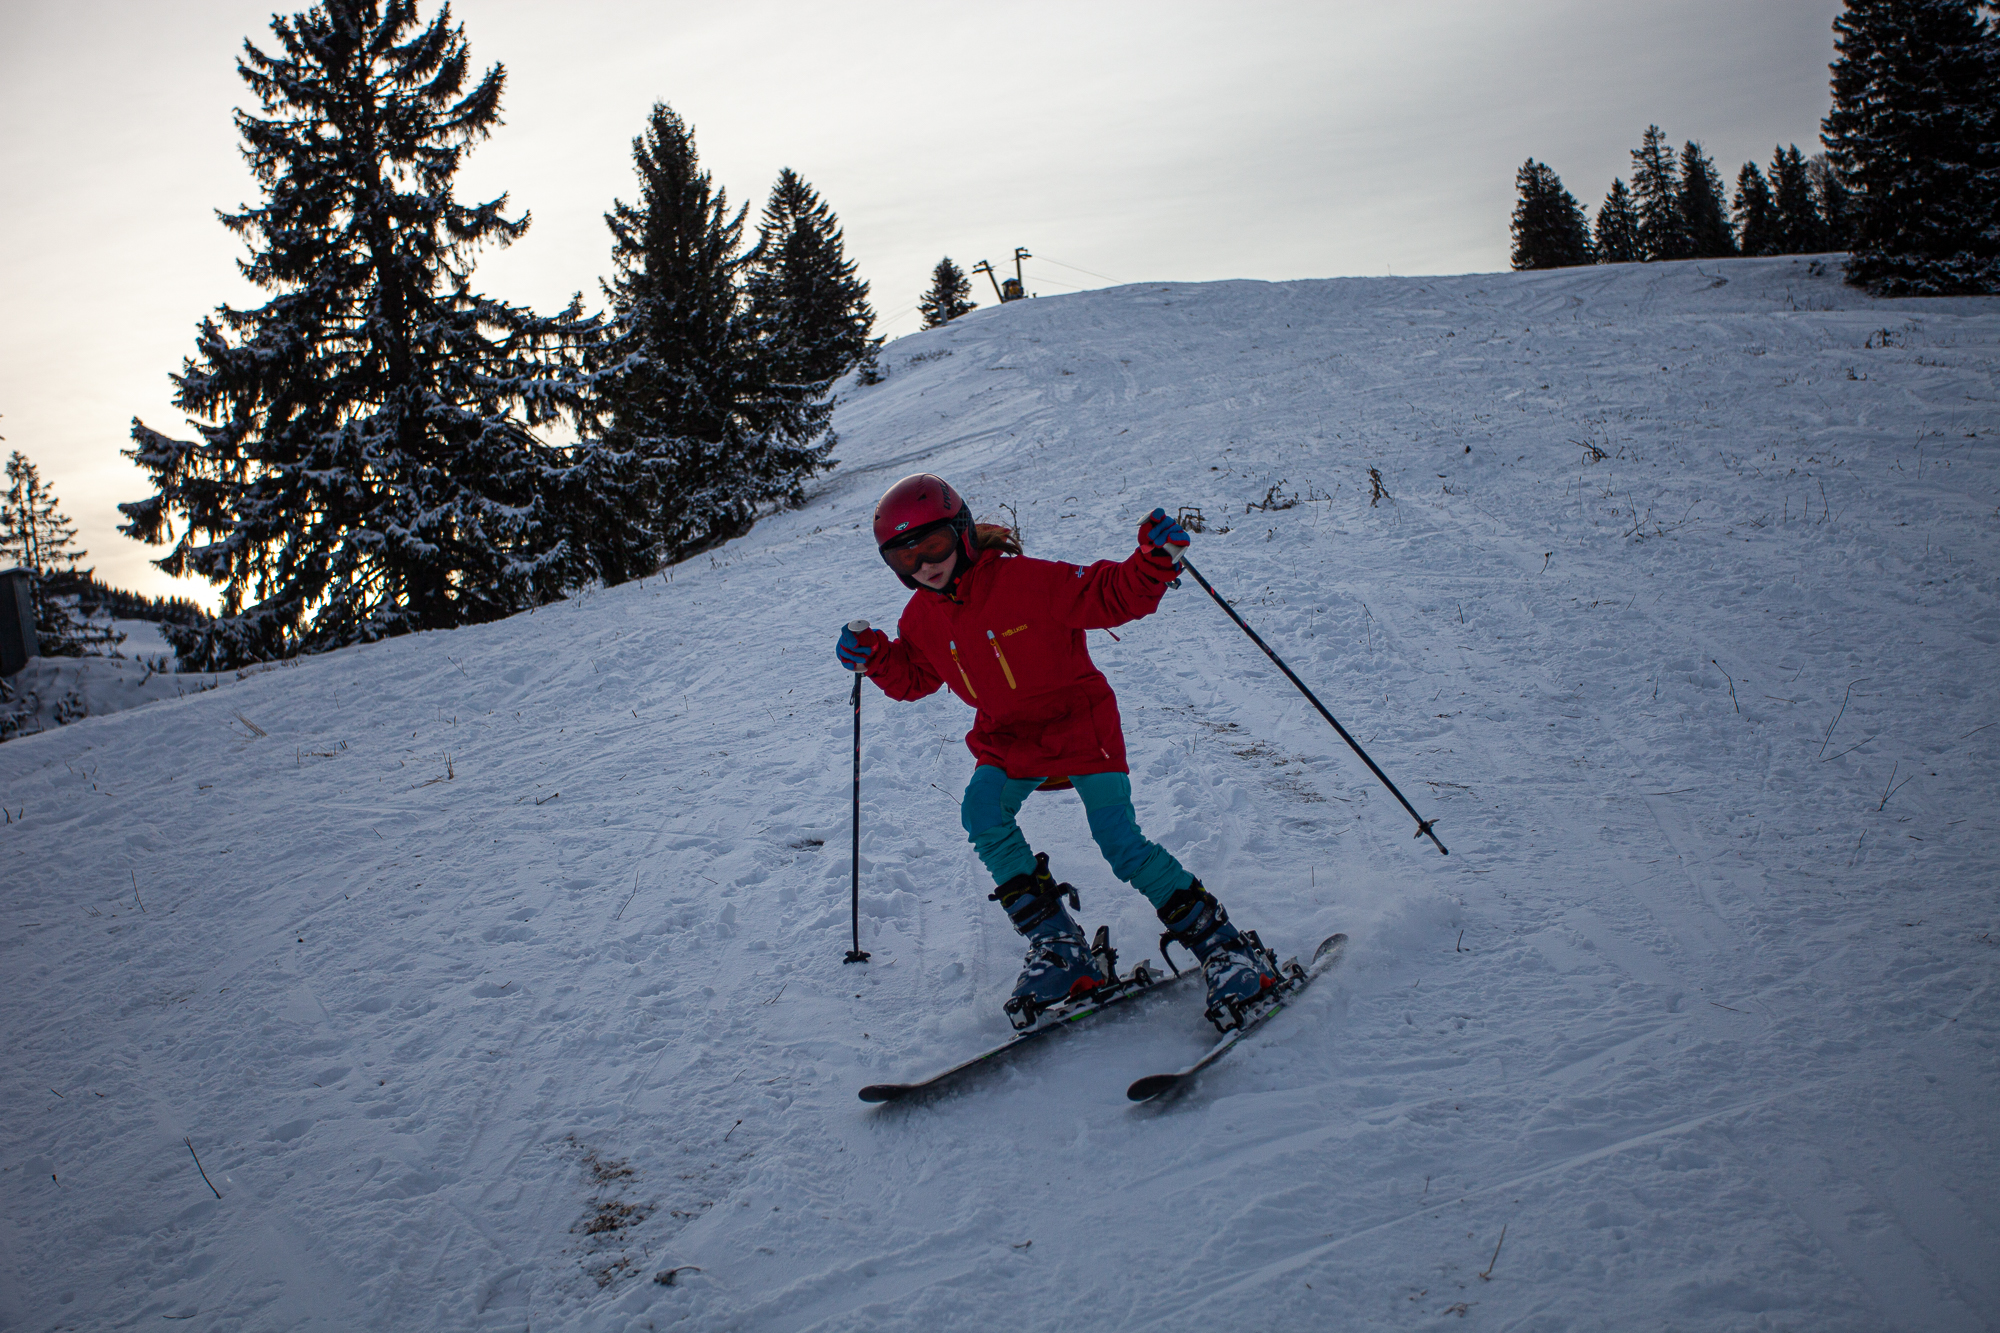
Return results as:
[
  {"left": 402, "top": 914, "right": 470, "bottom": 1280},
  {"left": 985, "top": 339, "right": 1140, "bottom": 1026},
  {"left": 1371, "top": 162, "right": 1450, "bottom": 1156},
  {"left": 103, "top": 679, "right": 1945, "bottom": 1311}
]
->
[{"left": 959, "top": 765, "right": 1194, "bottom": 909}]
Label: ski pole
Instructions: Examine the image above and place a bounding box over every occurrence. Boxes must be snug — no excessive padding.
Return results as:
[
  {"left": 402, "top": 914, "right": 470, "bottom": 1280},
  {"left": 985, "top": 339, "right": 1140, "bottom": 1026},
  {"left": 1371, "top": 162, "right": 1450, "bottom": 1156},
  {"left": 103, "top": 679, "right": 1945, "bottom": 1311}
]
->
[
  {"left": 844, "top": 621, "right": 871, "bottom": 963},
  {"left": 1178, "top": 558, "right": 1448, "bottom": 856}
]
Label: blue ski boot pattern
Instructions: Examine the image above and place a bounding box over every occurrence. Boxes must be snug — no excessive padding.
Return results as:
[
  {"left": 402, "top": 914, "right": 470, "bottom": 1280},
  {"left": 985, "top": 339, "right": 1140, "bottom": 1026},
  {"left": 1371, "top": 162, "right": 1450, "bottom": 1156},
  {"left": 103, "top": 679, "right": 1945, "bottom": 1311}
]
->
[
  {"left": 1156, "top": 880, "right": 1279, "bottom": 1031},
  {"left": 992, "top": 853, "right": 1102, "bottom": 1029}
]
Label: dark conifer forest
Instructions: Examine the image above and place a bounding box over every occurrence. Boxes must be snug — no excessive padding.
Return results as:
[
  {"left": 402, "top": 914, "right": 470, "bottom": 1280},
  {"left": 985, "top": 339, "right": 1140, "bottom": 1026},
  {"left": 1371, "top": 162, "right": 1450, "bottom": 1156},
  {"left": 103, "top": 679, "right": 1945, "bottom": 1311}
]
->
[
  {"left": 1509, "top": 0, "right": 1998, "bottom": 292},
  {"left": 121, "top": 0, "right": 876, "bottom": 669}
]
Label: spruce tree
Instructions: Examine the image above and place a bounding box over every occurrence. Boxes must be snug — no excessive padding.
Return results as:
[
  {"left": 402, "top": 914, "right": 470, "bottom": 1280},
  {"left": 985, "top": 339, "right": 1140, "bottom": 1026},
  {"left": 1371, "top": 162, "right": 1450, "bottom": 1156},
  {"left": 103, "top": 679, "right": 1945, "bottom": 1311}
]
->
[
  {"left": 744, "top": 168, "right": 875, "bottom": 389},
  {"left": 1770, "top": 145, "right": 1829, "bottom": 254},
  {"left": 121, "top": 0, "right": 597, "bottom": 670},
  {"left": 1678, "top": 142, "right": 1737, "bottom": 258},
  {"left": 591, "top": 104, "right": 834, "bottom": 571},
  {"left": 852, "top": 341, "right": 885, "bottom": 386},
  {"left": 919, "top": 258, "right": 976, "bottom": 328},
  {"left": 1824, "top": 0, "right": 2000, "bottom": 293},
  {"left": 1809, "top": 153, "right": 1858, "bottom": 251},
  {"left": 0, "top": 452, "right": 81, "bottom": 578},
  {"left": 1594, "top": 179, "right": 1644, "bottom": 264},
  {"left": 588, "top": 102, "right": 744, "bottom": 580},
  {"left": 2, "top": 451, "right": 116, "bottom": 656},
  {"left": 1630, "top": 126, "right": 1691, "bottom": 261},
  {"left": 1732, "top": 162, "right": 1779, "bottom": 256},
  {"left": 1510, "top": 160, "right": 1595, "bottom": 269}
]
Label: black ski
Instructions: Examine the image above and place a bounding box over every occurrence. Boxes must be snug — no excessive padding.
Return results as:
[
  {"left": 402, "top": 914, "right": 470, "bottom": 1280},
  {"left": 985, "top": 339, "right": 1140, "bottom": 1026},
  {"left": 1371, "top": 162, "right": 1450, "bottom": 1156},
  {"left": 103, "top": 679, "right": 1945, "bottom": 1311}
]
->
[
  {"left": 1127, "top": 932, "right": 1347, "bottom": 1103},
  {"left": 860, "top": 931, "right": 1191, "bottom": 1103}
]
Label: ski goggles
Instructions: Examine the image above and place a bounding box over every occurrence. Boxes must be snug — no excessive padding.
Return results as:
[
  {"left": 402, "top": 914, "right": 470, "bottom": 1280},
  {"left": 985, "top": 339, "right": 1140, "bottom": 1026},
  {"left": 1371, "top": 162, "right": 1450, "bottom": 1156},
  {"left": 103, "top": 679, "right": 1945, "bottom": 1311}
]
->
[{"left": 879, "top": 522, "right": 961, "bottom": 576}]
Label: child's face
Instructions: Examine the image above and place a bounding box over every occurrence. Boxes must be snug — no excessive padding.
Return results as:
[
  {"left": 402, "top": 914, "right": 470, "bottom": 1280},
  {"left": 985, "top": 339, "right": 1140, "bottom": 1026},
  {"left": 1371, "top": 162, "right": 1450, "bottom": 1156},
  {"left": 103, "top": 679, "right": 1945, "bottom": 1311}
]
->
[{"left": 911, "top": 548, "right": 959, "bottom": 589}]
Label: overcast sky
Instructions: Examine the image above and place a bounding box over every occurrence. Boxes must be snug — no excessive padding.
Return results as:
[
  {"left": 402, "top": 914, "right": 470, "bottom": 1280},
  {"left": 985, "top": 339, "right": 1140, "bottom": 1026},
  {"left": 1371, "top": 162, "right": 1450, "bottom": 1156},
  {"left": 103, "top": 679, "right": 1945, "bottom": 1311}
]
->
[{"left": 0, "top": 0, "right": 1843, "bottom": 602}]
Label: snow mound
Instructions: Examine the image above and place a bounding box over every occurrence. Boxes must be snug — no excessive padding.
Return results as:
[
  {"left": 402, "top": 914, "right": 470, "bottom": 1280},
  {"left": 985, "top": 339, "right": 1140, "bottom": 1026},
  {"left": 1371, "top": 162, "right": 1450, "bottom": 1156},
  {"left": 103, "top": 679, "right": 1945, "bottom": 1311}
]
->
[
  {"left": 1, "top": 654, "right": 231, "bottom": 741},
  {"left": 2, "top": 255, "right": 1996, "bottom": 1331}
]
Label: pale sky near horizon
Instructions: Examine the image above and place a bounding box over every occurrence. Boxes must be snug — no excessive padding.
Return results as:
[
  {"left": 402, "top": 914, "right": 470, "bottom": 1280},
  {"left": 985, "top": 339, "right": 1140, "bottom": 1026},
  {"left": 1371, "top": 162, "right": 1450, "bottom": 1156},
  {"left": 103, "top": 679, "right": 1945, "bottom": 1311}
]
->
[{"left": 0, "top": 0, "right": 1843, "bottom": 603}]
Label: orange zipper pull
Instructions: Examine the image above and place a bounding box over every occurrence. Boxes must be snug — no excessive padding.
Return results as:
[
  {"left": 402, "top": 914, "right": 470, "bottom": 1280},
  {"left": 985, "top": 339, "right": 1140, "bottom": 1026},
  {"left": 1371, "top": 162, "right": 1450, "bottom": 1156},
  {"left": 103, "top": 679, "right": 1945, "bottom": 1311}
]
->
[
  {"left": 947, "top": 640, "right": 978, "bottom": 698},
  {"left": 986, "top": 630, "right": 1018, "bottom": 690}
]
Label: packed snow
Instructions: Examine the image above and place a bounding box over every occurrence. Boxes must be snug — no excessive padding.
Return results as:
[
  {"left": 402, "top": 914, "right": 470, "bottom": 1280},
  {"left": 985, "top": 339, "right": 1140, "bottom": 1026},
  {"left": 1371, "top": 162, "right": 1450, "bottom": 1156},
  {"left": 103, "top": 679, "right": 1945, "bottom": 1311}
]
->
[
  {"left": 1, "top": 651, "right": 224, "bottom": 745},
  {"left": 0, "top": 605, "right": 189, "bottom": 742},
  {"left": 3, "top": 255, "right": 1996, "bottom": 1332}
]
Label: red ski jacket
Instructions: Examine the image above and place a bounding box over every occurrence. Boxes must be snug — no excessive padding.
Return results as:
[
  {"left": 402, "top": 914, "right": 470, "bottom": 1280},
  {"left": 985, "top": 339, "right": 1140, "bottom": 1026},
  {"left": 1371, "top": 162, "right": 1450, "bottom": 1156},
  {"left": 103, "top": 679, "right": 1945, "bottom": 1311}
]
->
[{"left": 866, "top": 543, "right": 1178, "bottom": 777}]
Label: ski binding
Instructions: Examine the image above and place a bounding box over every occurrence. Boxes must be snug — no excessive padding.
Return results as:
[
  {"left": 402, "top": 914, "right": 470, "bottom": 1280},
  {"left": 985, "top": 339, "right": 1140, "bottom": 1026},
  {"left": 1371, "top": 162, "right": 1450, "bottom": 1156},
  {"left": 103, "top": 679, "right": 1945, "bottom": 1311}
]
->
[
  {"left": 860, "top": 926, "right": 1189, "bottom": 1103},
  {"left": 1127, "top": 932, "right": 1347, "bottom": 1103}
]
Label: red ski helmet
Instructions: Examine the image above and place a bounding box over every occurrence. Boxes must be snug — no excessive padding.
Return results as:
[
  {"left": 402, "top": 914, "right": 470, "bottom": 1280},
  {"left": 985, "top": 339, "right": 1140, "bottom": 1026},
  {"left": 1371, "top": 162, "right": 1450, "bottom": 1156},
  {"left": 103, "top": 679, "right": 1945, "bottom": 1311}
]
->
[{"left": 873, "top": 473, "right": 974, "bottom": 589}]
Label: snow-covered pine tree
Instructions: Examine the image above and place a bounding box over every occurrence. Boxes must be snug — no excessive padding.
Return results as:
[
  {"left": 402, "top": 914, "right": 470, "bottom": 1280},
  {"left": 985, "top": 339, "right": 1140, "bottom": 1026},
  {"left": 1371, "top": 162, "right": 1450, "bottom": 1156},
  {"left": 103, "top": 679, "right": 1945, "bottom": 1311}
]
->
[
  {"left": 1509, "top": 160, "right": 1595, "bottom": 269},
  {"left": 2, "top": 451, "right": 116, "bottom": 656},
  {"left": 1732, "top": 162, "right": 1779, "bottom": 256},
  {"left": 1594, "top": 179, "right": 1644, "bottom": 264},
  {"left": 852, "top": 341, "right": 886, "bottom": 386},
  {"left": 1769, "top": 145, "right": 1828, "bottom": 254},
  {"left": 590, "top": 104, "right": 834, "bottom": 571},
  {"left": 1631, "top": 126, "right": 1691, "bottom": 261},
  {"left": 1824, "top": 0, "right": 2000, "bottom": 294},
  {"left": 1678, "top": 142, "right": 1737, "bottom": 258},
  {"left": 121, "top": 0, "right": 597, "bottom": 670},
  {"left": 744, "top": 168, "right": 875, "bottom": 390},
  {"left": 580, "top": 102, "right": 738, "bottom": 582},
  {"left": 919, "top": 259, "right": 976, "bottom": 328}
]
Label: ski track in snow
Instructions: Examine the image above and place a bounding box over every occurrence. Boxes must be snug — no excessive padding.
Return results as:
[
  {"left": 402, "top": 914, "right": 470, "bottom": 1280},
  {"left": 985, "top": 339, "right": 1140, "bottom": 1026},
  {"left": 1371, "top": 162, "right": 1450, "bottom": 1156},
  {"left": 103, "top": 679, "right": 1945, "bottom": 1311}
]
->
[{"left": 2, "top": 255, "right": 1996, "bottom": 1331}]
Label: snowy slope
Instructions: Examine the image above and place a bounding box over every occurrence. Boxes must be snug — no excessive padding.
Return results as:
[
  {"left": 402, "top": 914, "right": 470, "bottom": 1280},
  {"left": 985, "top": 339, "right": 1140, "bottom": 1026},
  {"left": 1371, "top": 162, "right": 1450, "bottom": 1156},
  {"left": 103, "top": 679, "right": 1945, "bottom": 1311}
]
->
[{"left": 3, "top": 255, "right": 1996, "bottom": 1332}]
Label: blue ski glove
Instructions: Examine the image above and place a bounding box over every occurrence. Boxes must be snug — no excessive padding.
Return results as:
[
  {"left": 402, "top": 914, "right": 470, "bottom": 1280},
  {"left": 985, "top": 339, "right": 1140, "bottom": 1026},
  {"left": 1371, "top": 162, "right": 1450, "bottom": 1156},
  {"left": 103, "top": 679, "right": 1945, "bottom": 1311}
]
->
[
  {"left": 1138, "top": 507, "right": 1190, "bottom": 564},
  {"left": 836, "top": 619, "right": 889, "bottom": 673}
]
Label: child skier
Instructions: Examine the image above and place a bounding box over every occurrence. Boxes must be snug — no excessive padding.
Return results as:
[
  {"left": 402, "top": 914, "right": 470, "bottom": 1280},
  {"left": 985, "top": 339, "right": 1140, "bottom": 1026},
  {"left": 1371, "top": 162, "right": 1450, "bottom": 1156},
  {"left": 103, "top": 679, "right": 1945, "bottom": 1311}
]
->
[{"left": 836, "top": 473, "right": 1278, "bottom": 1029}]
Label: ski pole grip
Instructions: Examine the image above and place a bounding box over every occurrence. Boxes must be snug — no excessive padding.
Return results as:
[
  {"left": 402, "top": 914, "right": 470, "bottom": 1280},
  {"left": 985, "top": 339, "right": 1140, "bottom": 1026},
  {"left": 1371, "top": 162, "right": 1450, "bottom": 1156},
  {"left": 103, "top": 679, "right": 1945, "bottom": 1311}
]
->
[
  {"left": 846, "top": 620, "right": 871, "bottom": 673},
  {"left": 848, "top": 619, "right": 869, "bottom": 632}
]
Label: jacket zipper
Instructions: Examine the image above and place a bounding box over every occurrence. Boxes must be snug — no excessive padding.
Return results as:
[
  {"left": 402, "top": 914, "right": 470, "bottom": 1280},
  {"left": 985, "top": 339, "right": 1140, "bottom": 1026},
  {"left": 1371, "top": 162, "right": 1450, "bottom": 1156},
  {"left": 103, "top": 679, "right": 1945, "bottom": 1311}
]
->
[
  {"left": 986, "top": 630, "right": 1018, "bottom": 690},
  {"left": 946, "top": 640, "right": 978, "bottom": 698}
]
